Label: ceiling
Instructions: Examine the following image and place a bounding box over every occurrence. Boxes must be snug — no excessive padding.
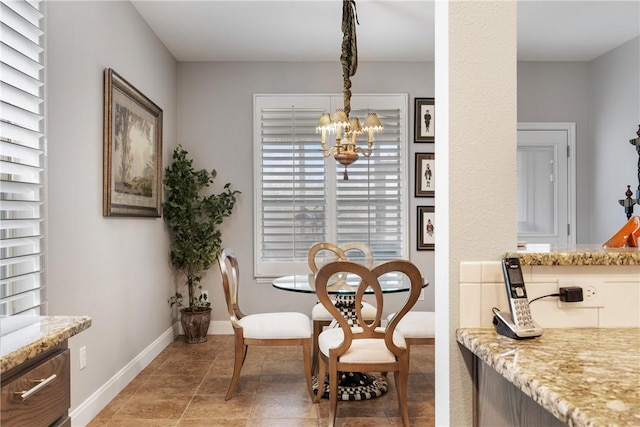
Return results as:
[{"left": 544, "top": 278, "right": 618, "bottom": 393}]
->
[{"left": 132, "top": 0, "right": 640, "bottom": 62}]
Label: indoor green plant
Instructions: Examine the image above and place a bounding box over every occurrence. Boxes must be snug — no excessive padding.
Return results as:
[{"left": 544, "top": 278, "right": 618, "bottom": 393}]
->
[{"left": 163, "top": 145, "right": 240, "bottom": 343}]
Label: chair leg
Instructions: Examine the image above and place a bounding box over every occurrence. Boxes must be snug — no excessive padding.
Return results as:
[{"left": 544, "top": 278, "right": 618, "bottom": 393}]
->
[
  {"left": 312, "top": 320, "right": 322, "bottom": 374},
  {"left": 302, "top": 339, "right": 315, "bottom": 401},
  {"left": 395, "top": 356, "right": 411, "bottom": 427},
  {"left": 314, "top": 355, "right": 327, "bottom": 403},
  {"left": 328, "top": 359, "right": 339, "bottom": 427},
  {"left": 226, "top": 336, "right": 246, "bottom": 400}
]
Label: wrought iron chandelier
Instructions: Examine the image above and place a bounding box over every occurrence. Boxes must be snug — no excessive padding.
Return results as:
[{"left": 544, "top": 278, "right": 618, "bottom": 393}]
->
[{"left": 316, "top": 0, "right": 384, "bottom": 180}]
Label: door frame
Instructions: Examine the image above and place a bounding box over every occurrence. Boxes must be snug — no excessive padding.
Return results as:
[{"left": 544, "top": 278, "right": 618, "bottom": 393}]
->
[{"left": 517, "top": 122, "right": 577, "bottom": 245}]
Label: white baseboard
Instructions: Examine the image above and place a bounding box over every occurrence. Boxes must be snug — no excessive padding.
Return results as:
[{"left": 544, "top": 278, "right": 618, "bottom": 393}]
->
[
  {"left": 70, "top": 321, "right": 232, "bottom": 426},
  {"left": 70, "top": 325, "right": 178, "bottom": 426},
  {"left": 176, "top": 319, "right": 233, "bottom": 335}
]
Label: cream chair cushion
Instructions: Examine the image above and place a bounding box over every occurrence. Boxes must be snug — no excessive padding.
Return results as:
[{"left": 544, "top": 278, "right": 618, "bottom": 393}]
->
[
  {"left": 387, "top": 311, "right": 435, "bottom": 339},
  {"left": 238, "top": 312, "right": 311, "bottom": 339},
  {"left": 318, "top": 327, "right": 406, "bottom": 363}
]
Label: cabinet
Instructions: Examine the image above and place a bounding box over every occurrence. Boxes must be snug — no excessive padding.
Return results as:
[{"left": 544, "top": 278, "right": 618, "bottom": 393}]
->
[{"left": 1, "top": 345, "right": 71, "bottom": 427}]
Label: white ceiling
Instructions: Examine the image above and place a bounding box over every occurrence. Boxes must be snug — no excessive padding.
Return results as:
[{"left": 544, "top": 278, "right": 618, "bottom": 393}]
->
[{"left": 132, "top": 0, "right": 640, "bottom": 62}]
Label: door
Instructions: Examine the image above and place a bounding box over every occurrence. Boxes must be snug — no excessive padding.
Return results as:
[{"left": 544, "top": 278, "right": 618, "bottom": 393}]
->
[{"left": 517, "top": 123, "right": 576, "bottom": 246}]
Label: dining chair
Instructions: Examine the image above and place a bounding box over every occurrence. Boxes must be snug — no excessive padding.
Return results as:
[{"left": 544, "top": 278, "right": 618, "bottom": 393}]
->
[
  {"left": 307, "top": 242, "right": 377, "bottom": 373},
  {"left": 217, "top": 248, "right": 314, "bottom": 401},
  {"left": 387, "top": 311, "right": 435, "bottom": 346},
  {"left": 313, "top": 259, "right": 423, "bottom": 427}
]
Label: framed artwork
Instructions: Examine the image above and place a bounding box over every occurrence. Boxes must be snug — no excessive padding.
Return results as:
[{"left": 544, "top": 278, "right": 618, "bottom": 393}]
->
[
  {"left": 417, "top": 206, "right": 435, "bottom": 251},
  {"left": 414, "top": 97, "right": 435, "bottom": 143},
  {"left": 103, "top": 68, "right": 163, "bottom": 217},
  {"left": 415, "top": 153, "right": 435, "bottom": 197}
]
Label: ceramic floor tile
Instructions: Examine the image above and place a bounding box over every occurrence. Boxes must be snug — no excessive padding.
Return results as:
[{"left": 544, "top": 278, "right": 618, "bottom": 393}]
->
[
  {"left": 250, "top": 393, "right": 318, "bottom": 419},
  {"left": 248, "top": 419, "right": 319, "bottom": 427},
  {"left": 257, "top": 373, "right": 311, "bottom": 396},
  {"left": 87, "top": 336, "right": 435, "bottom": 426},
  {"left": 103, "top": 420, "right": 179, "bottom": 426},
  {"left": 139, "top": 374, "right": 203, "bottom": 395},
  {"left": 112, "top": 393, "right": 192, "bottom": 420},
  {"left": 183, "top": 393, "right": 254, "bottom": 419},
  {"left": 178, "top": 419, "right": 248, "bottom": 427}
]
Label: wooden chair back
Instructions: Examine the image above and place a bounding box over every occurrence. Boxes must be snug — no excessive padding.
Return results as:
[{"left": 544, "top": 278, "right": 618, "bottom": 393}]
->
[
  {"left": 217, "top": 248, "right": 244, "bottom": 328},
  {"left": 314, "top": 259, "right": 423, "bottom": 358},
  {"left": 307, "top": 242, "right": 373, "bottom": 273}
]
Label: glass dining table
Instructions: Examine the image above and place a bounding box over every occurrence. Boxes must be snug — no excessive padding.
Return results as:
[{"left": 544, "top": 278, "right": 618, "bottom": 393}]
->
[{"left": 272, "top": 272, "right": 429, "bottom": 400}]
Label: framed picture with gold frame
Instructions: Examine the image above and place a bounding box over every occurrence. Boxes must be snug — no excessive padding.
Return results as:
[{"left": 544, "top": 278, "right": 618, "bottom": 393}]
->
[
  {"left": 417, "top": 206, "right": 435, "bottom": 251},
  {"left": 103, "top": 68, "right": 163, "bottom": 217},
  {"left": 414, "top": 97, "right": 435, "bottom": 143}
]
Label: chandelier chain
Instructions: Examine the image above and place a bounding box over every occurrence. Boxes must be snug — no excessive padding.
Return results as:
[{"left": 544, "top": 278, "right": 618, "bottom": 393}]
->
[{"left": 340, "top": 0, "right": 359, "bottom": 117}]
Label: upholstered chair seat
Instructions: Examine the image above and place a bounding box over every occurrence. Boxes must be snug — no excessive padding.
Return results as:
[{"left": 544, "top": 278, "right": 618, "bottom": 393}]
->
[
  {"left": 238, "top": 312, "right": 311, "bottom": 339},
  {"left": 387, "top": 311, "right": 435, "bottom": 345},
  {"left": 318, "top": 326, "right": 406, "bottom": 363}
]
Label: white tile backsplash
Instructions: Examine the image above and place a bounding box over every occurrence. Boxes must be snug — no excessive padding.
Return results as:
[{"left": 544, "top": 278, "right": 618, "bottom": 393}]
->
[
  {"left": 459, "top": 262, "right": 482, "bottom": 283},
  {"left": 459, "top": 261, "right": 640, "bottom": 328},
  {"left": 459, "top": 283, "right": 482, "bottom": 327},
  {"left": 599, "top": 282, "right": 640, "bottom": 327},
  {"left": 480, "top": 261, "right": 503, "bottom": 283}
]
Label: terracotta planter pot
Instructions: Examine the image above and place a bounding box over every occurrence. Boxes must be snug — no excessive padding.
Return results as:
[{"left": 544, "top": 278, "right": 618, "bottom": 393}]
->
[{"left": 180, "top": 308, "right": 211, "bottom": 343}]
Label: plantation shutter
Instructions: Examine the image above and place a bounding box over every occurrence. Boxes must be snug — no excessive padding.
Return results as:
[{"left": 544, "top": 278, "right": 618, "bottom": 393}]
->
[
  {"left": 254, "top": 94, "right": 407, "bottom": 278},
  {"left": 335, "top": 106, "right": 404, "bottom": 261},
  {"left": 0, "top": 0, "right": 46, "bottom": 316}
]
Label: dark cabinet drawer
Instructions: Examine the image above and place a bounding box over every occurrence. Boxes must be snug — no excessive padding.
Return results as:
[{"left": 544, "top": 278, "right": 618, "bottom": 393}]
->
[{"left": 1, "top": 349, "right": 70, "bottom": 427}]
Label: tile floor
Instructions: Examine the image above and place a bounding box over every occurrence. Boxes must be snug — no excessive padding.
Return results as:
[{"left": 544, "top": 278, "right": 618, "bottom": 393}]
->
[{"left": 88, "top": 335, "right": 435, "bottom": 426}]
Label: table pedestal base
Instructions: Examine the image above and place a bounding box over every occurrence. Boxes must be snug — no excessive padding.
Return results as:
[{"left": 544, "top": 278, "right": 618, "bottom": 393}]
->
[{"left": 313, "top": 372, "right": 388, "bottom": 400}]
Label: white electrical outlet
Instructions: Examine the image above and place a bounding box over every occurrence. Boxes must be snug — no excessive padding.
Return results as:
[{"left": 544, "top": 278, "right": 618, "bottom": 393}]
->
[
  {"left": 557, "top": 282, "right": 605, "bottom": 308},
  {"left": 79, "top": 346, "right": 87, "bottom": 370},
  {"left": 419, "top": 289, "right": 425, "bottom": 301}
]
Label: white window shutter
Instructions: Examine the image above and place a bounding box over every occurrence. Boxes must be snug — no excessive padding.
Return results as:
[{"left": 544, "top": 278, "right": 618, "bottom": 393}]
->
[
  {"left": 0, "top": 0, "right": 46, "bottom": 316},
  {"left": 254, "top": 94, "right": 408, "bottom": 277}
]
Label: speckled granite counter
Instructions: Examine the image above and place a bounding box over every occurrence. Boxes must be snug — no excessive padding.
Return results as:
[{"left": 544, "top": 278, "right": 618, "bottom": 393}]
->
[
  {"left": 456, "top": 327, "right": 640, "bottom": 427},
  {"left": 505, "top": 244, "right": 640, "bottom": 266},
  {"left": 0, "top": 315, "right": 91, "bottom": 373}
]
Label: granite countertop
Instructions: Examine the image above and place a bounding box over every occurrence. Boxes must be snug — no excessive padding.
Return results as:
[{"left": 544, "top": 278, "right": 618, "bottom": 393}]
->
[
  {"left": 0, "top": 315, "right": 92, "bottom": 373},
  {"left": 505, "top": 244, "right": 640, "bottom": 266},
  {"left": 456, "top": 327, "right": 640, "bottom": 427}
]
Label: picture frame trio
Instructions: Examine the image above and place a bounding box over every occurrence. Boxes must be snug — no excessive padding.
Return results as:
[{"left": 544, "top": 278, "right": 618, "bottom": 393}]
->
[{"left": 414, "top": 98, "right": 435, "bottom": 251}]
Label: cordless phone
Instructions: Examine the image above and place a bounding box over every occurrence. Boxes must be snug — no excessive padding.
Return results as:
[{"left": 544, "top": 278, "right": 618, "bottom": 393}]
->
[{"left": 492, "top": 257, "right": 543, "bottom": 339}]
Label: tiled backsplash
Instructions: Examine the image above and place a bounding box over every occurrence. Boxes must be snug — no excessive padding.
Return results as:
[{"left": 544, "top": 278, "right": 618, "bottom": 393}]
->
[{"left": 459, "top": 261, "right": 640, "bottom": 328}]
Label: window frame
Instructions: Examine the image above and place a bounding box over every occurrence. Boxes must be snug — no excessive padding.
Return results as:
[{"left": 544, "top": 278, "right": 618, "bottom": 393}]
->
[{"left": 253, "top": 93, "right": 409, "bottom": 279}]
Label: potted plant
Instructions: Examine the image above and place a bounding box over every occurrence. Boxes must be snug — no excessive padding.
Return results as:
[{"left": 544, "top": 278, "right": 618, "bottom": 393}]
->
[{"left": 163, "top": 145, "right": 240, "bottom": 343}]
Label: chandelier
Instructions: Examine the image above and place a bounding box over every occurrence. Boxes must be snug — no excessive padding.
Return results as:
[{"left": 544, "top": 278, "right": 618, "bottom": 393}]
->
[{"left": 316, "top": 0, "right": 384, "bottom": 180}]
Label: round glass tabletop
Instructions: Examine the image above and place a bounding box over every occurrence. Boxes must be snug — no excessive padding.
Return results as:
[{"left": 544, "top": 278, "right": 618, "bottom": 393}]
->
[{"left": 272, "top": 272, "right": 428, "bottom": 295}]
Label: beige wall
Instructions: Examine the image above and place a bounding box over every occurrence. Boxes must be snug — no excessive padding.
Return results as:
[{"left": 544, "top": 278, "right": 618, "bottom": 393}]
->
[
  {"left": 435, "top": 1, "right": 518, "bottom": 425},
  {"left": 46, "top": 0, "right": 177, "bottom": 421}
]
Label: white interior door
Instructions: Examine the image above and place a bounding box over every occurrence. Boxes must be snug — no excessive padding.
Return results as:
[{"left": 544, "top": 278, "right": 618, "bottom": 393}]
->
[{"left": 517, "top": 123, "right": 576, "bottom": 246}]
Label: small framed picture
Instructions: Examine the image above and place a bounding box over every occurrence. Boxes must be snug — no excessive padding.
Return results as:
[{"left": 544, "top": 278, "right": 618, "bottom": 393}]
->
[
  {"left": 414, "top": 98, "right": 435, "bottom": 143},
  {"left": 417, "top": 206, "right": 435, "bottom": 251},
  {"left": 103, "top": 68, "right": 163, "bottom": 217},
  {"left": 415, "top": 153, "right": 435, "bottom": 197}
]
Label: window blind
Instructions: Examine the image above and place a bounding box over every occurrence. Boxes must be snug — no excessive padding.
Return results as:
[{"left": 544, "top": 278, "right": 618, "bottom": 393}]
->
[
  {"left": 254, "top": 95, "right": 407, "bottom": 277},
  {"left": 0, "top": 0, "right": 45, "bottom": 316}
]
